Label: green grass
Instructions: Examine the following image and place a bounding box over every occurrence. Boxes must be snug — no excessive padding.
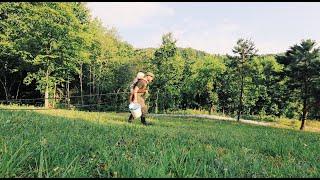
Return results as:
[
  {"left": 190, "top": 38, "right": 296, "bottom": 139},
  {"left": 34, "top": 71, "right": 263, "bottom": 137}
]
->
[{"left": 0, "top": 105, "right": 319, "bottom": 177}]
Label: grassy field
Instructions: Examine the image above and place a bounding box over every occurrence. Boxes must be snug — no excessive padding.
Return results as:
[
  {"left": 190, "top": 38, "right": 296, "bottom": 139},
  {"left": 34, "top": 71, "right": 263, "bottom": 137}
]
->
[
  {"left": 168, "top": 108, "right": 320, "bottom": 133},
  {"left": 0, "top": 105, "right": 319, "bottom": 178}
]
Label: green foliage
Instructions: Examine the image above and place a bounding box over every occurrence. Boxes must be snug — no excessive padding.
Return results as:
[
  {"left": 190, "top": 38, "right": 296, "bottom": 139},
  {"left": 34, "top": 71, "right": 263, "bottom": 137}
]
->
[
  {"left": 228, "top": 38, "right": 258, "bottom": 120},
  {"left": 277, "top": 39, "right": 320, "bottom": 128},
  {"left": 189, "top": 55, "right": 226, "bottom": 113},
  {"left": 150, "top": 33, "right": 184, "bottom": 112}
]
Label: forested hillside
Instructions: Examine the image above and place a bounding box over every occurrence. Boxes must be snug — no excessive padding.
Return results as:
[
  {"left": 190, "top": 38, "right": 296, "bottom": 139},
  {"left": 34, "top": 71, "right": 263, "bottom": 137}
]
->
[{"left": 1, "top": 2, "right": 319, "bottom": 130}]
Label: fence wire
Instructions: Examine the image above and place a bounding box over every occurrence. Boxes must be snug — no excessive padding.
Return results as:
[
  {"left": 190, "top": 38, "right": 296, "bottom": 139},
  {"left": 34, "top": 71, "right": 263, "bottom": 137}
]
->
[{"left": 0, "top": 92, "right": 132, "bottom": 111}]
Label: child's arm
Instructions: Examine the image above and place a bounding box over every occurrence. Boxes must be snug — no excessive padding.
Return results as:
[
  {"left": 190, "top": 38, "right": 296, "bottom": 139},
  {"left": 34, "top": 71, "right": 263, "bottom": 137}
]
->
[{"left": 132, "top": 86, "right": 139, "bottom": 103}]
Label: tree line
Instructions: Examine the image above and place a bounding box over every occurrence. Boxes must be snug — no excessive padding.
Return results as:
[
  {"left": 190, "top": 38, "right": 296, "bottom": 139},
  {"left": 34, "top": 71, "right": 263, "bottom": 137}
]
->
[{"left": 1, "top": 2, "right": 319, "bottom": 130}]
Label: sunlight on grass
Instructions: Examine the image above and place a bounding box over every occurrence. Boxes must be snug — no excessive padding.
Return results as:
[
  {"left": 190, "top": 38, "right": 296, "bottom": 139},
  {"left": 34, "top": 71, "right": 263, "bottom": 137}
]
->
[{"left": 1, "top": 105, "right": 319, "bottom": 177}]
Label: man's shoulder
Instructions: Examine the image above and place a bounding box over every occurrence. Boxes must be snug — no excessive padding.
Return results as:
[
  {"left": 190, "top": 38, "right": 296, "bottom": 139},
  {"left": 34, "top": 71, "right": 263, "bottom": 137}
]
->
[
  {"left": 136, "top": 78, "right": 148, "bottom": 87},
  {"left": 137, "top": 78, "right": 148, "bottom": 84}
]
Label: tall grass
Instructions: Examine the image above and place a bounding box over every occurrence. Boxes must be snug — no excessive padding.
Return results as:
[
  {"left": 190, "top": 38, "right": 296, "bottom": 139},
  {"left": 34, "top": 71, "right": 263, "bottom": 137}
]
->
[{"left": 0, "top": 105, "right": 319, "bottom": 177}]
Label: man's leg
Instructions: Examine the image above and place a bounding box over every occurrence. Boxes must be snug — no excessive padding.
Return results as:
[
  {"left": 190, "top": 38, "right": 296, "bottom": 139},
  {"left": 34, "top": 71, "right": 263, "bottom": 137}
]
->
[
  {"left": 140, "top": 114, "right": 146, "bottom": 124},
  {"left": 128, "top": 114, "right": 134, "bottom": 123},
  {"left": 141, "top": 114, "right": 148, "bottom": 125},
  {"left": 140, "top": 106, "right": 152, "bottom": 125},
  {"left": 141, "top": 115, "right": 152, "bottom": 125},
  {"left": 137, "top": 96, "right": 152, "bottom": 125}
]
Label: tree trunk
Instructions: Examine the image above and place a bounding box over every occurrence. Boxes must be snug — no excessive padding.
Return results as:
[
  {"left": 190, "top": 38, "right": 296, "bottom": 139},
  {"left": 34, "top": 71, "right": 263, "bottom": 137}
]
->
[
  {"left": 300, "top": 98, "right": 308, "bottom": 130},
  {"left": 93, "top": 70, "right": 95, "bottom": 95},
  {"left": 8, "top": 78, "right": 16, "bottom": 99},
  {"left": 79, "top": 63, "right": 84, "bottom": 106},
  {"left": 45, "top": 88, "right": 49, "bottom": 108},
  {"left": 67, "top": 76, "right": 70, "bottom": 109},
  {"left": 300, "top": 79, "right": 309, "bottom": 130},
  {"left": 89, "top": 65, "right": 92, "bottom": 98},
  {"left": 155, "top": 89, "right": 159, "bottom": 114},
  {"left": 209, "top": 104, "right": 214, "bottom": 115},
  {"left": 116, "top": 88, "right": 121, "bottom": 111},
  {"left": 237, "top": 75, "right": 244, "bottom": 122},
  {"left": 15, "top": 79, "right": 22, "bottom": 100},
  {"left": 0, "top": 78, "right": 9, "bottom": 101},
  {"left": 44, "top": 68, "right": 50, "bottom": 108},
  {"left": 222, "top": 107, "right": 225, "bottom": 116},
  {"left": 97, "top": 64, "right": 101, "bottom": 104},
  {"left": 53, "top": 82, "right": 56, "bottom": 108}
]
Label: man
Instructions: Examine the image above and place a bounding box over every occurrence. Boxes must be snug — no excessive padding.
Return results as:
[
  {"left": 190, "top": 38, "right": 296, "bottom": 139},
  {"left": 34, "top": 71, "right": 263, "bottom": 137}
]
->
[{"left": 128, "top": 72, "right": 154, "bottom": 125}]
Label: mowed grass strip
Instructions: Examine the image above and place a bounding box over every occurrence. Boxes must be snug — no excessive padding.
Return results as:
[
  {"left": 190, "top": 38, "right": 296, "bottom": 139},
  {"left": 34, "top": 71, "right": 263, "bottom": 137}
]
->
[{"left": 0, "top": 107, "right": 319, "bottom": 178}]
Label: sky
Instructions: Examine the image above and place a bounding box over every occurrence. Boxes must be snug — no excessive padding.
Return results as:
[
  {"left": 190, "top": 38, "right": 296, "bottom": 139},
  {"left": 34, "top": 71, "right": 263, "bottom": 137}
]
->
[{"left": 86, "top": 2, "right": 320, "bottom": 55}]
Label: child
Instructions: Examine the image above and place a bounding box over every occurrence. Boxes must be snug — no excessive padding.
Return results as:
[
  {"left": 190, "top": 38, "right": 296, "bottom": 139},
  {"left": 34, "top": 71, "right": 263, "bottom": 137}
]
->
[
  {"left": 130, "top": 72, "right": 145, "bottom": 93},
  {"left": 129, "top": 72, "right": 145, "bottom": 102}
]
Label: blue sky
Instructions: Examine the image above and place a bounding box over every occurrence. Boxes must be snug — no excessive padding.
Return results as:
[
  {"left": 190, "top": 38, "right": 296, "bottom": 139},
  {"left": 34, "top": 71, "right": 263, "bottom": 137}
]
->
[{"left": 86, "top": 2, "right": 320, "bottom": 55}]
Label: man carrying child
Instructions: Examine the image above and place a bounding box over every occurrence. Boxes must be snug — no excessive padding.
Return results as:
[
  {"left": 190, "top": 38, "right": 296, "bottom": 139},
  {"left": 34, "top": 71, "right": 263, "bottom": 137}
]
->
[{"left": 128, "top": 72, "right": 155, "bottom": 125}]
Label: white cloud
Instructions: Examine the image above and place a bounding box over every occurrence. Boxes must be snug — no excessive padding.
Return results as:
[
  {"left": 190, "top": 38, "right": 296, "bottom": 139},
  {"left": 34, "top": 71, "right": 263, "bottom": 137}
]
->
[
  {"left": 216, "top": 18, "right": 241, "bottom": 32},
  {"left": 86, "top": 2, "right": 174, "bottom": 28},
  {"left": 131, "top": 18, "right": 243, "bottom": 55},
  {"left": 86, "top": 3, "right": 320, "bottom": 55},
  {"left": 172, "top": 19, "right": 242, "bottom": 55},
  {"left": 128, "top": 17, "right": 271, "bottom": 55}
]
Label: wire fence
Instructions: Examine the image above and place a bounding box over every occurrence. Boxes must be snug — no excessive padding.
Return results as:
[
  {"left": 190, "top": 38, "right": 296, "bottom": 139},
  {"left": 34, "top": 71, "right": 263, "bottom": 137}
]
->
[{"left": 0, "top": 92, "right": 132, "bottom": 111}]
